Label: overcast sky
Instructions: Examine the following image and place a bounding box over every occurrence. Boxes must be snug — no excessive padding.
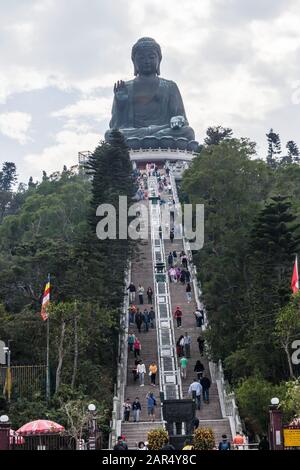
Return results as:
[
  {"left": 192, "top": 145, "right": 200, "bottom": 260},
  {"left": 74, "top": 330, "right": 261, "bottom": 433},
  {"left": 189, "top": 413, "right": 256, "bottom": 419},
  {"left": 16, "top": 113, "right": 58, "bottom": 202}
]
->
[{"left": 1, "top": 0, "right": 300, "bottom": 182}]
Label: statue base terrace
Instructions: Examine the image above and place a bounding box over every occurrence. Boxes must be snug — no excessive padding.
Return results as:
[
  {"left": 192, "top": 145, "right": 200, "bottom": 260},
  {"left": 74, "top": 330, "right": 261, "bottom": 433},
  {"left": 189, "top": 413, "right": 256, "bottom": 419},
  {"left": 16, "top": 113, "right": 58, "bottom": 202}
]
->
[{"left": 129, "top": 147, "right": 197, "bottom": 163}]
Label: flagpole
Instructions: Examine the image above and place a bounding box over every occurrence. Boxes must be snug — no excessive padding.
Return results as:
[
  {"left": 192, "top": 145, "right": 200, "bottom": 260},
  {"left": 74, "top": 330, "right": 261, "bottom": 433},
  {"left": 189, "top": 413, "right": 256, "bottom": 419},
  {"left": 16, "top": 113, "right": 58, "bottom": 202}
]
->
[{"left": 46, "top": 273, "right": 50, "bottom": 401}]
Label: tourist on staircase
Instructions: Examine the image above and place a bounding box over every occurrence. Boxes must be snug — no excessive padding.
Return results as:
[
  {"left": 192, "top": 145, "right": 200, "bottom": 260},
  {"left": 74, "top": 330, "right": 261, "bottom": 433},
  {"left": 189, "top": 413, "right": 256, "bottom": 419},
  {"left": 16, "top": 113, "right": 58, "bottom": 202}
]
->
[
  {"left": 143, "top": 308, "right": 150, "bottom": 332},
  {"left": 149, "top": 362, "right": 158, "bottom": 386},
  {"left": 174, "top": 306, "right": 183, "bottom": 328},
  {"left": 132, "top": 397, "right": 142, "bottom": 422},
  {"left": 137, "top": 360, "right": 146, "bottom": 386},
  {"left": 123, "top": 399, "right": 131, "bottom": 422},
  {"left": 147, "top": 286, "right": 153, "bottom": 304},
  {"left": 168, "top": 252, "right": 173, "bottom": 267},
  {"left": 149, "top": 306, "right": 155, "bottom": 328},
  {"left": 132, "top": 359, "right": 140, "bottom": 382},
  {"left": 183, "top": 332, "right": 192, "bottom": 358},
  {"left": 113, "top": 436, "right": 128, "bottom": 451},
  {"left": 127, "top": 282, "right": 136, "bottom": 303},
  {"left": 197, "top": 335, "right": 205, "bottom": 356},
  {"left": 186, "top": 283, "right": 192, "bottom": 303},
  {"left": 194, "top": 308, "right": 204, "bottom": 328},
  {"left": 194, "top": 360, "right": 205, "bottom": 380},
  {"left": 128, "top": 332, "right": 135, "bottom": 352},
  {"left": 188, "top": 379, "right": 202, "bottom": 410},
  {"left": 138, "top": 284, "right": 144, "bottom": 304},
  {"left": 185, "top": 269, "right": 191, "bottom": 283},
  {"left": 135, "top": 310, "right": 143, "bottom": 333},
  {"left": 133, "top": 337, "right": 141, "bottom": 358},
  {"left": 180, "top": 355, "right": 188, "bottom": 379},
  {"left": 200, "top": 374, "right": 211, "bottom": 404},
  {"left": 176, "top": 335, "right": 185, "bottom": 356},
  {"left": 218, "top": 435, "right": 231, "bottom": 451},
  {"left": 146, "top": 392, "right": 157, "bottom": 422},
  {"left": 129, "top": 304, "right": 137, "bottom": 325}
]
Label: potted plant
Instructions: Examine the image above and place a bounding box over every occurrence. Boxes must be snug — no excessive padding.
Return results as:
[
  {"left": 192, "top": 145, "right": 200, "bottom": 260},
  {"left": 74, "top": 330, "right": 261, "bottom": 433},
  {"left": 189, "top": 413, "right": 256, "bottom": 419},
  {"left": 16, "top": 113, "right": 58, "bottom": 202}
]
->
[
  {"left": 147, "top": 428, "right": 169, "bottom": 450},
  {"left": 193, "top": 427, "right": 215, "bottom": 450}
]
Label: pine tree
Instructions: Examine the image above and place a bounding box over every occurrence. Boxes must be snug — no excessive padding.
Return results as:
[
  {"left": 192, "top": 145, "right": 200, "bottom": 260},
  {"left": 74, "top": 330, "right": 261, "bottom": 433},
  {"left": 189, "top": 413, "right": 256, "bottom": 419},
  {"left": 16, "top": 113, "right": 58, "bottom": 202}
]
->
[
  {"left": 28, "top": 176, "right": 36, "bottom": 188},
  {"left": 204, "top": 126, "right": 233, "bottom": 146},
  {"left": 286, "top": 140, "right": 299, "bottom": 164},
  {"left": 266, "top": 129, "right": 281, "bottom": 169},
  {"left": 250, "top": 195, "right": 300, "bottom": 305},
  {"left": 84, "top": 130, "right": 136, "bottom": 308},
  {"left": 0, "top": 162, "right": 17, "bottom": 191}
]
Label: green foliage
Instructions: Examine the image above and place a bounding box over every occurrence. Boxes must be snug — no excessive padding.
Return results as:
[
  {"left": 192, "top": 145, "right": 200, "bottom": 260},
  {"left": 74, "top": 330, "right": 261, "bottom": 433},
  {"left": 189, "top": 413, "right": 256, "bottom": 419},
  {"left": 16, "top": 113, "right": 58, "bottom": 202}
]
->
[
  {"left": 147, "top": 428, "right": 169, "bottom": 450},
  {"left": 0, "top": 141, "right": 134, "bottom": 438},
  {"left": 281, "top": 379, "right": 300, "bottom": 422},
  {"left": 235, "top": 376, "right": 285, "bottom": 434},
  {"left": 192, "top": 427, "right": 215, "bottom": 450}
]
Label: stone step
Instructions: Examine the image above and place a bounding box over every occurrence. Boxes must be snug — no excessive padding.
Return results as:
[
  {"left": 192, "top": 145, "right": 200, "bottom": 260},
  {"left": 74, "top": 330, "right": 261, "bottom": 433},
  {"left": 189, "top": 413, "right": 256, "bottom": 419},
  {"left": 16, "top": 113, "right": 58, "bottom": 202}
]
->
[{"left": 121, "top": 421, "right": 164, "bottom": 449}]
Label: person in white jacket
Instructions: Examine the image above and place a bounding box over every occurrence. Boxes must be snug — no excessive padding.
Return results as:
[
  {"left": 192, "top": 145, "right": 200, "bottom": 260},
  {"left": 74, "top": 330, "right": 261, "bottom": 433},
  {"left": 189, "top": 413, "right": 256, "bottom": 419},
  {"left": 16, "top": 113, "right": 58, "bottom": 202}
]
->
[{"left": 137, "top": 361, "right": 146, "bottom": 386}]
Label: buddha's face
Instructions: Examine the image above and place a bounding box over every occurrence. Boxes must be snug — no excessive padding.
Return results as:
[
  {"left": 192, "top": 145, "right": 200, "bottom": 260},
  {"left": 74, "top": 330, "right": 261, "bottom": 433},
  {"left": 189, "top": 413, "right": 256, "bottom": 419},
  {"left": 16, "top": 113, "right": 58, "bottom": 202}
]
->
[{"left": 134, "top": 48, "right": 160, "bottom": 76}]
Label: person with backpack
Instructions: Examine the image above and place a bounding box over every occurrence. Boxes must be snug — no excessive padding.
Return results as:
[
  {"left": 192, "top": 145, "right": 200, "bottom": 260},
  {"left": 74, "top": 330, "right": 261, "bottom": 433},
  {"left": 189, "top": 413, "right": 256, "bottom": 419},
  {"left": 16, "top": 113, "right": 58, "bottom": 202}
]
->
[
  {"left": 113, "top": 436, "right": 128, "bottom": 450},
  {"left": 218, "top": 435, "right": 231, "bottom": 450},
  {"left": 194, "top": 309, "right": 204, "bottom": 328},
  {"left": 146, "top": 392, "right": 157, "bottom": 422},
  {"left": 194, "top": 360, "right": 205, "bottom": 380}
]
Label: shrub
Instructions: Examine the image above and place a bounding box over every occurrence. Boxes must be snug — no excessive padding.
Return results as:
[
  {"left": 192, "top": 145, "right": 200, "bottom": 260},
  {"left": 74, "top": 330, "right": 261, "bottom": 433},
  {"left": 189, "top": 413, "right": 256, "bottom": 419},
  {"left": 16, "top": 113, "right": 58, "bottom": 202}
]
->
[
  {"left": 193, "top": 427, "right": 215, "bottom": 450},
  {"left": 147, "top": 428, "right": 169, "bottom": 450}
]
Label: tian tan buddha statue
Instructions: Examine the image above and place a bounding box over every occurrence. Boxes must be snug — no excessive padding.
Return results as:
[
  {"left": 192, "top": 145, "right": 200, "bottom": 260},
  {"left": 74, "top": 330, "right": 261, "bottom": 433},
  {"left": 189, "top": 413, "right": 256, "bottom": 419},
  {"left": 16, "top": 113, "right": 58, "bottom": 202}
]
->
[{"left": 105, "top": 37, "right": 198, "bottom": 151}]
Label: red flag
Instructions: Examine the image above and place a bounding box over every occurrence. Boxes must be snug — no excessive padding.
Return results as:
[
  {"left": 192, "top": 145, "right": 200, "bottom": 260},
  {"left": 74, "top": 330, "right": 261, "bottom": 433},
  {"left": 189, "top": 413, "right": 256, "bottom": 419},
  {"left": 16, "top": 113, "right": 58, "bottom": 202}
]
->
[
  {"left": 41, "top": 277, "right": 50, "bottom": 321},
  {"left": 291, "top": 256, "right": 299, "bottom": 294}
]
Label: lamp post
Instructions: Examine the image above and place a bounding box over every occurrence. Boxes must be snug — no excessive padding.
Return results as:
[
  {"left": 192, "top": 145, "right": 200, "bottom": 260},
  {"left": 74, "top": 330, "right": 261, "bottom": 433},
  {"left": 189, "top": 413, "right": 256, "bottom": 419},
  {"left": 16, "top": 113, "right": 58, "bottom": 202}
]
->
[
  {"left": 3, "top": 342, "right": 12, "bottom": 402},
  {"left": 0, "top": 415, "right": 10, "bottom": 450},
  {"left": 88, "top": 404, "right": 96, "bottom": 450},
  {"left": 269, "top": 397, "right": 283, "bottom": 450}
]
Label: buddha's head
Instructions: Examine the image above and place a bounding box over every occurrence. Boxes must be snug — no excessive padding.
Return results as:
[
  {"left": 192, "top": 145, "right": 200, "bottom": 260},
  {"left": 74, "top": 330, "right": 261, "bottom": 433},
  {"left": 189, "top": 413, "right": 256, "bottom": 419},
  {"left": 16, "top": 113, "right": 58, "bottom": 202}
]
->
[{"left": 132, "top": 37, "right": 162, "bottom": 76}]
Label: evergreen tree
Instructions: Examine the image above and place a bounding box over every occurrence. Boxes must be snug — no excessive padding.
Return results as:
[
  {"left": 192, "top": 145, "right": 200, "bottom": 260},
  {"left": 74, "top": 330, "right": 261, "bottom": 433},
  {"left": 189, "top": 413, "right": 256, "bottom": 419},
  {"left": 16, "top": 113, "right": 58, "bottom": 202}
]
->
[
  {"left": 204, "top": 126, "right": 233, "bottom": 146},
  {"left": 84, "top": 130, "right": 135, "bottom": 308},
  {"left": 0, "top": 162, "right": 17, "bottom": 191},
  {"left": 28, "top": 176, "right": 36, "bottom": 188},
  {"left": 286, "top": 140, "right": 299, "bottom": 164},
  {"left": 266, "top": 129, "right": 281, "bottom": 168}
]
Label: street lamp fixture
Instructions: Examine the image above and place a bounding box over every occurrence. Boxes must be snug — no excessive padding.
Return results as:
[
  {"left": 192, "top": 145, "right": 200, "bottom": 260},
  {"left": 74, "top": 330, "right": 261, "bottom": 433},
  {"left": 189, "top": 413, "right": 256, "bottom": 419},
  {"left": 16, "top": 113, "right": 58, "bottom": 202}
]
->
[
  {"left": 87, "top": 404, "right": 97, "bottom": 450},
  {"left": 269, "top": 397, "right": 283, "bottom": 450},
  {"left": 0, "top": 415, "right": 9, "bottom": 423},
  {"left": 271, "top": 397, "right": 280, "bottom": 406}
]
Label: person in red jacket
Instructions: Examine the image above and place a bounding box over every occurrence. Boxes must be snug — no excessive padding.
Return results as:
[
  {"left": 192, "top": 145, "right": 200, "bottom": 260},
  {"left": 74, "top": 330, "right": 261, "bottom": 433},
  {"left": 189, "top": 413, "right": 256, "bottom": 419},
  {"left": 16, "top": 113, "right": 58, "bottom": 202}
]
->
[{"left": 174, "top": 306, "right": 183, "bottom": 328}]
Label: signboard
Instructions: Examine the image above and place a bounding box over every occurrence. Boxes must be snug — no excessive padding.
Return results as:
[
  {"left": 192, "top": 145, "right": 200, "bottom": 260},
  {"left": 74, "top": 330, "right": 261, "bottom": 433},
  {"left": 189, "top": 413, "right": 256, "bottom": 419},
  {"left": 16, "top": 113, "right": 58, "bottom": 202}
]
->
[{"left": 283, "top": 428, "right": 300, "bottom": 447}]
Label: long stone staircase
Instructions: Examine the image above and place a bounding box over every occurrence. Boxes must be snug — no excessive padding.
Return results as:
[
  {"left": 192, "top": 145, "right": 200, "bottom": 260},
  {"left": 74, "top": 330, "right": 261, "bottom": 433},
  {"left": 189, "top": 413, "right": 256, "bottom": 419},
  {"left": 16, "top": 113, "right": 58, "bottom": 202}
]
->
[{"left": 118, "top": 165, "right": 232, "bottom": 449}]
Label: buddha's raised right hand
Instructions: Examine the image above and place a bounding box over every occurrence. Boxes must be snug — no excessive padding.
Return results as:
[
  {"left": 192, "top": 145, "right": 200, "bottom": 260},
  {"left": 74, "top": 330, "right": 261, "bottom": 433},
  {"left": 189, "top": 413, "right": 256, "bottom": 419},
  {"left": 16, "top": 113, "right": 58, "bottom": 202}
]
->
[{"left": 114, "top": 80, "right": 128, "bottom": 102}]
